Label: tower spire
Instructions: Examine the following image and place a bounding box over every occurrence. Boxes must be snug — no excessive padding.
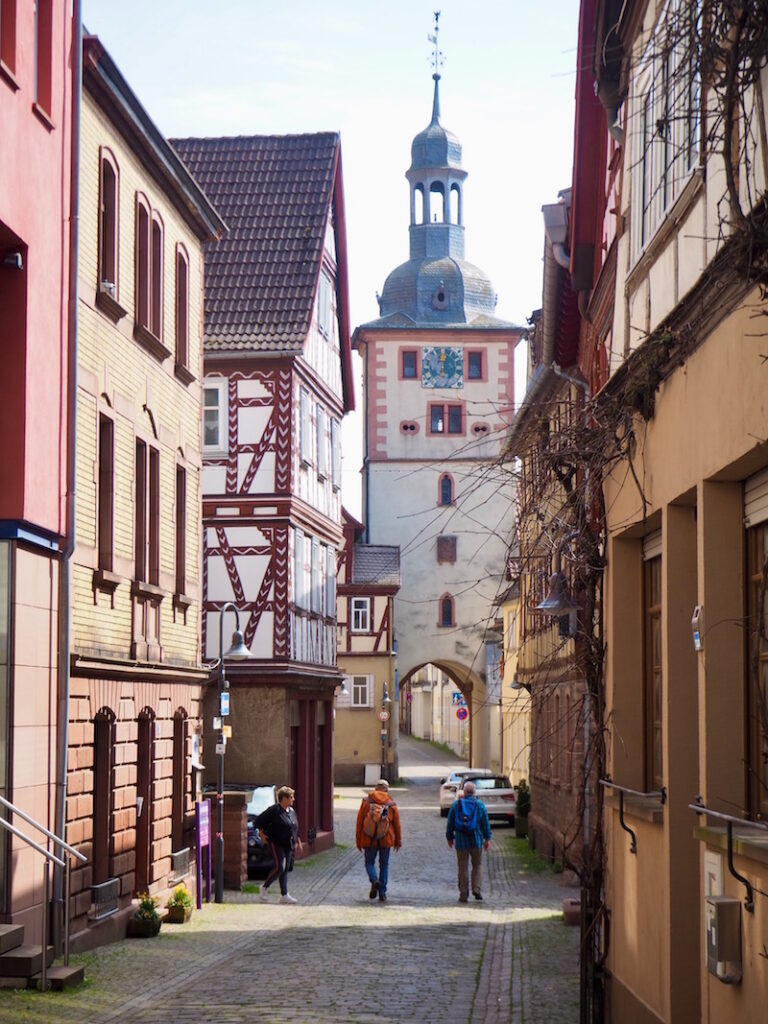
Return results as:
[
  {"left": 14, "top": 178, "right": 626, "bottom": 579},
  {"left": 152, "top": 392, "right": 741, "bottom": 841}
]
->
[{"left": 428, "top": 10, "right": 444, "bottom": 123}]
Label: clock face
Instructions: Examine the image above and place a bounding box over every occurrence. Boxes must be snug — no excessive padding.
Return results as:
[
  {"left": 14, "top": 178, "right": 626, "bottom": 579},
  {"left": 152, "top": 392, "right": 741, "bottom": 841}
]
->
[{"left": 421, "top": 346, "right": 464, "bottom": 388}]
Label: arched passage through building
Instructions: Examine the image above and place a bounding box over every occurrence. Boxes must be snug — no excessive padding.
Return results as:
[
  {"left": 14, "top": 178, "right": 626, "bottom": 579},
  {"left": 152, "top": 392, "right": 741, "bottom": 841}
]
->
[{"left": 398, "top": 659, "right": 493, "bottom": 769}]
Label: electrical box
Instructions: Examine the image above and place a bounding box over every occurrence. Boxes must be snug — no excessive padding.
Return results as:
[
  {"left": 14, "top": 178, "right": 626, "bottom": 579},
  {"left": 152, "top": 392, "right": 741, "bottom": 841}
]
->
[{"left": 706, "top": 896, "right": 742, "bottom": 984}]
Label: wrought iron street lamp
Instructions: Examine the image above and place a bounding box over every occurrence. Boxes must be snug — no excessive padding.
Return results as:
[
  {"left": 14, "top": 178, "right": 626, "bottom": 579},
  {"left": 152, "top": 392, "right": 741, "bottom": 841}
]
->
[{"left": 214, "top": 602, "right": 250, "bottom": 903}]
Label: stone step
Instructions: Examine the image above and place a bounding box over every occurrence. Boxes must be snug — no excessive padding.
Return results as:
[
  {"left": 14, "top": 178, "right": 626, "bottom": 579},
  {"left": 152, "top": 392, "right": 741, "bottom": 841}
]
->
[
  {"left": 0, "top": 924, "right": 25, "bottom": 955},
  {"left": 30, "top": 964, "right": 86, "bottom": 991},
  {"left": 0, "top": 944, "right": 54, "bottom": 977}
]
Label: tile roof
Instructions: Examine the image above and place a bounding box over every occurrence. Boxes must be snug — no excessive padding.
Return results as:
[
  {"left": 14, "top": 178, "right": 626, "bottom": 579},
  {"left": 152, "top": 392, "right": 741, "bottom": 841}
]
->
[
  {"left": 171, "top": 133, "right": 340, "bottom": 352},
  {"left": 352, "top": 545, "right": 401, "bottom": 587}
]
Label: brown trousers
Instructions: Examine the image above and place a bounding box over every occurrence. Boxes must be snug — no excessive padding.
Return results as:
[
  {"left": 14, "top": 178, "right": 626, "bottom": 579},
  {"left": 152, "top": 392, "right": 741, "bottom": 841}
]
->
[{"left": 456, "top": 846, "right": 483, "bottom": 898}]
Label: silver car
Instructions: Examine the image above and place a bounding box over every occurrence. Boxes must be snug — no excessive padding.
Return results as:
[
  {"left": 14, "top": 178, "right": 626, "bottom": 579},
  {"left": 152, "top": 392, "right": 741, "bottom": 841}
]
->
[
  {"left": 439, "top": 767, "right": 493, "bottom": 817},
  {"left": 462, "top": 773, "right": 516, "bottom": 825}
]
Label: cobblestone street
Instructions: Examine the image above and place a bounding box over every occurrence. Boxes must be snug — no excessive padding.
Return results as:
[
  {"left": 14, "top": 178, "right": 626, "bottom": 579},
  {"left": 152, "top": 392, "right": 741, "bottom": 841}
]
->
[{"left": 0, "top": 737, "right": 579, "bottom": 1023}]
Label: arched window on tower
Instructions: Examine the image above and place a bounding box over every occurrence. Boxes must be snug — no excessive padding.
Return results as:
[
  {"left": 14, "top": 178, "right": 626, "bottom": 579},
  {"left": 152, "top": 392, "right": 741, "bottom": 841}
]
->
[
  {"left": 439, "top": 594, "right": 455, "bottom": 627},
  {"left": 439, "top": 474, "right": 453, "bottom": 505},
  {"left": 413, "top": 183, "right": 425, "bottom": 225},
  {"left": 430, "top": 181, "right": 445, "bottom": 222},
  {"left": 450, "top": 183, "right": 461, "bottom": 225}
]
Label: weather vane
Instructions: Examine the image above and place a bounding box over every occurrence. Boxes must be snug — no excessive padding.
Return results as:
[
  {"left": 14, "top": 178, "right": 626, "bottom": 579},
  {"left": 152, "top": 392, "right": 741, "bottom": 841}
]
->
[{"left": 428, "top": 10, "right": 444, "bottom": 77}]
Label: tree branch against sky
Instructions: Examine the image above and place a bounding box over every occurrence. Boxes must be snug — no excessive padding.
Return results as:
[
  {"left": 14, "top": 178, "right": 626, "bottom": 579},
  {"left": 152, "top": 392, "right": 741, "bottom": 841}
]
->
[{"left": 83, "top": 0, "right": 579, "bottom": 515}]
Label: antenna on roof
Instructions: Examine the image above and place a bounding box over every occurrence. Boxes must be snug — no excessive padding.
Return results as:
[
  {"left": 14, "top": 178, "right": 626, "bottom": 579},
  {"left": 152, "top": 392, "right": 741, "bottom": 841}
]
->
[{"left": 428, "top": 10, "right": 444, "bottom": 79}]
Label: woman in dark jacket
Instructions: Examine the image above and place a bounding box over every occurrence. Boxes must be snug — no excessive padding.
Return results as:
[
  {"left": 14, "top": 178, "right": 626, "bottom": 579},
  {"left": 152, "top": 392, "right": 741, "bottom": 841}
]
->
[{"left": 255, "top": 786, "right": 302, "bottom": 904}]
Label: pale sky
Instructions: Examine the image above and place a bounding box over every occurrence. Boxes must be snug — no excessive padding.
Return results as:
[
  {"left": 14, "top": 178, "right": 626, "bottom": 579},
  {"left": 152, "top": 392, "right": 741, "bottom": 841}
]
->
[{"left": 83, "top": 0, "right": 580, "bottom": 516}]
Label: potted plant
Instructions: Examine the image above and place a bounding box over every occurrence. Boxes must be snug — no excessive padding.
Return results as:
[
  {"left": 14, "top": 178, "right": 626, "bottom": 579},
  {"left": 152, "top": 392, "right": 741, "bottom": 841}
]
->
[
  {"left": 166, "top": 883, "right": 194, "bottom": 924},
  {"left": 515, "top": 779, "right": 530, "bottom": 838},
  {"left": 127, "top": 891, "right": 162, "bottom": 938}
]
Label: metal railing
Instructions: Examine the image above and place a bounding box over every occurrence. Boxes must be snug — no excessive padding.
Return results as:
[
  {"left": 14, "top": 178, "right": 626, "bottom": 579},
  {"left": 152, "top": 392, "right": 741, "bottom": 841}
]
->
[
  {"left": 599, "top": 778, "right": 667, "bottom": 854},
  {"left": 0, "top": 794, "right": 87, "bottom": 989}
]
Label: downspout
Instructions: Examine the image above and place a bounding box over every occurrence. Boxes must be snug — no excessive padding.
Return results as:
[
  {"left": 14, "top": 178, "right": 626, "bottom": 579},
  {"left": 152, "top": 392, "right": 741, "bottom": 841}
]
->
[{"left": 54, "top": 0, "right": 81, "bottom": 954}]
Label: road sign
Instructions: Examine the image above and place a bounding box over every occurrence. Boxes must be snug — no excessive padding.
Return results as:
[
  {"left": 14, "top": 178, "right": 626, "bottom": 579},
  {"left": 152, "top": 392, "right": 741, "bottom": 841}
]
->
[
  {"left": 222, "top": 725, "right": 232, "bottom": 738},
  {"left": 451, "top": 691, "right": 467, "bottom": 706},
  {"left": 215, "top": 741, "right": 226, "bottom": 755},
  {"left": 220, "top": 692, "right": 230, "bottom": 716},
  {"left": 378, "top": 709, "right": 390, "bottom": 722},
  {"left": 456, "top": 706, "right": 469, "bottom": 721}
]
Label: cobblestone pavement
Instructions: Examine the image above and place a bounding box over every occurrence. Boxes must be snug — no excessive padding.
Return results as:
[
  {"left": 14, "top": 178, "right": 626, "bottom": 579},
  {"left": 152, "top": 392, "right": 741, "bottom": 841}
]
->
[{"left": 0, "top": 737, "right": 579, "bottom": 1022}]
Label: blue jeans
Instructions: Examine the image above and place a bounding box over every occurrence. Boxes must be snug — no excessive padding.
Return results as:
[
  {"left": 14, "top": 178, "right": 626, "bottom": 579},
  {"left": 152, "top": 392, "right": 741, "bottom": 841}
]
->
[{"left": 364, "top": 845, "right": 391, "bottom": 895}]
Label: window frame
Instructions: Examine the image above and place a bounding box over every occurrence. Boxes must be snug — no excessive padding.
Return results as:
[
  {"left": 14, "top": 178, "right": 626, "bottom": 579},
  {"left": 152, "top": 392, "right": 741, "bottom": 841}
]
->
[
  {"left": 33, "top": 0, "right": 52, "bottom": 117},
  {"left": 466, "top": 350, "right": 485, "bottom": 381},
  {"left": 316, "top": 404, "right": 327, "bottom": 479},
  {"left": 429, "top": 402, "right": 464, "bottom": 436},
  {"left": 300, "top": 388, "right": 312, "bottom": 466},
  {"left": 747, "top": 523, "right": 768, "bottom": 819},
  {"left": 97, "top": 413, "right": 114, "bottom": 573},
  {"left": 135, "top": 194, "right": 151, "bottom": 331},
  {"left": 331, "top": 418, "right": 341, "bottom": 491},
  {"left": 401, "top": 349, "right": 419, "bottom": 380},
  {"left": 0, "top": 0, "right": 18, "bottom": 81},
  {"left": 643, "top": 555, "right": 663, "bottom": 790},
  {"left": 350, "top": 674, "right": 373, "bottom": 709},
  {"left": 98, "top": 149, "right": 120, "bottom": 300},
  {"left": 174, "top": 464, "right": 187, "bottom": 597},
  {"left": 439, "top": 594, "right": 455, "bottom": 628},
  {"left": 350, "top": 596, "right": 371, "bottom": 634},
  {"left": 202, "top": 379, "right": 227, "bottom": 454},
  {"left": 317, "top": 269, "right": 332, "bottom": 338},
  {"left": 439, "top": 473, "right": 453, "bottom": 506},
  {"left": 174, "top": 243, "right": 191, "bottom": 379}
]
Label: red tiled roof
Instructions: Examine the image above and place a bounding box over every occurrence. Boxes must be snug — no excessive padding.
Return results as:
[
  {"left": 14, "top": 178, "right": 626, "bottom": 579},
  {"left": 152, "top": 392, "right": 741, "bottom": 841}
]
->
[{"left": 171, "top": 133, "right": 340, "bottom": 352}]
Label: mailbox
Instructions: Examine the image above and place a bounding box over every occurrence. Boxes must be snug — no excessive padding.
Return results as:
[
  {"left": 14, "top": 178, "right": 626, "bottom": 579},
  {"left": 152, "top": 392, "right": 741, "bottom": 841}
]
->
[{"left": 706, "top": 896, "right": 742, "bottom": 984}]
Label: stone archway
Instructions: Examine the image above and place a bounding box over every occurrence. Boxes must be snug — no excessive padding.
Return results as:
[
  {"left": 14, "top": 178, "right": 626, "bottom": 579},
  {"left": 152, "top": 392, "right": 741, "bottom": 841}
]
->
[{"left": 399, "top": 659, "right": 492, "bottom": 768}]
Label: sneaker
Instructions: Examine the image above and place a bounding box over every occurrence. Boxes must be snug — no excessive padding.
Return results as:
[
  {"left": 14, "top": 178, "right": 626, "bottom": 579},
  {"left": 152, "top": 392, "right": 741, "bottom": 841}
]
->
[
  {"left": 369, "top": 880, "right": 379, "bottom": 899},
  {"left": 279, "top": 893, "right": 297, "bottom": 904},
  {"left": 378, "top": 892, "right": 387, "bottom": 902},
  {"left": 473, "top": 892, "right": 483, "bottom": 901},
  {"left": 258, "top": 888, "right": 270, "bottom": 902}
]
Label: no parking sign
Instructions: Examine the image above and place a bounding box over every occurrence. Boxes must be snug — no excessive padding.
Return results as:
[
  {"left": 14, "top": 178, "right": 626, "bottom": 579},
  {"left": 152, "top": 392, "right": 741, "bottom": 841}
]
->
[{"left": 456, "top": 706, "right": 469, "bottom": 721}]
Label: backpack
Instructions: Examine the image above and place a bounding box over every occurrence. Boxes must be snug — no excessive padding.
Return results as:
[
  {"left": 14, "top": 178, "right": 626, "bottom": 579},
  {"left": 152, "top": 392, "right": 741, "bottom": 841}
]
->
[
  {"left": 455, "top": 797, "right": 479, "bottom": 834},
  {"left": 362, "top": 797, "right": 393, "bottom": 841}
]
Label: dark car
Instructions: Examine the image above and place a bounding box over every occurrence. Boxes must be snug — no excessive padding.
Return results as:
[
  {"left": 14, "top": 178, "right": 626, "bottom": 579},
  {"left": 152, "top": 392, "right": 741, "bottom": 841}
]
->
[{"left": 246, "top": 785, "right": 277, "bottom": 877}]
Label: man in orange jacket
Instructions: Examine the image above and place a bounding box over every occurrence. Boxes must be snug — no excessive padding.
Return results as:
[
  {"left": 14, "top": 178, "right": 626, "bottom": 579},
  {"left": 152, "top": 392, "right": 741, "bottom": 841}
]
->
[{"left": 355, "top": 779, "right": 402, "bottom": 902}]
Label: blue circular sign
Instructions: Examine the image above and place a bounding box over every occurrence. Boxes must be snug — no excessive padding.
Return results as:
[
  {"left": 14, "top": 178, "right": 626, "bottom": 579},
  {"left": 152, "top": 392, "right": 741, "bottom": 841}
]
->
[{"left": 456, "top": 706, "right": 469, "bottom": 721}]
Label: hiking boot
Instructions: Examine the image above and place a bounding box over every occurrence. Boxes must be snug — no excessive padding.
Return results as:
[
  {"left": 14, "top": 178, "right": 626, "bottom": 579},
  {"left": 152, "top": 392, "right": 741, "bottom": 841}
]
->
[
  {"left": 279, "top": 893, "right": 297, "bottom": 904},
  {"left": 378, "top": 892, "right": 387, "bottom": 902},
  {"left": 369, "top": 880, "right": 379, "bottom": 899},
  {"left": 458, "top": 895, "right": 468, "bottom": 903},
  {"left": 258, "top": 888, "right": 271, "bottom": 902},
  {"left": 473, "top": 892, "right": 483, "bottom": 901}
]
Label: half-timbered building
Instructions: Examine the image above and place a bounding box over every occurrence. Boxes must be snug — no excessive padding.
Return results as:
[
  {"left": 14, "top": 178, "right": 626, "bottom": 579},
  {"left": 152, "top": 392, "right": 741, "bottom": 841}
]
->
[
  {"left": 171, "top": 133, "right": 354, "bottom": 852},
  {"left": 335, "top": 509, "right": 400, "bottom": 784}
]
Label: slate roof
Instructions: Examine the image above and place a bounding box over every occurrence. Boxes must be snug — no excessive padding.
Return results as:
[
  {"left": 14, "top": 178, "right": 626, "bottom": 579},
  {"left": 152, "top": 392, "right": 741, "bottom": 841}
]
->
[
  {"left": 171, "top": 133, "right": 340, "bottom": 352},
  {"left": 352, "top": 545, "right": 401, "bottom": 587}
]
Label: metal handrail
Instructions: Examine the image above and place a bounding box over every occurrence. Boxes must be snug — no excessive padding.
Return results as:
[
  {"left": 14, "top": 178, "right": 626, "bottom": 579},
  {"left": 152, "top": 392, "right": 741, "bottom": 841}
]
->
[
  {"left": 689, "top": 796, "right": 768, "bottom": 912},
  {"left": 600, "top": 778, "right": 667, "bottom": 855},
  {"left": 0, "top": 794, "right": 86, "bottom": 987}
]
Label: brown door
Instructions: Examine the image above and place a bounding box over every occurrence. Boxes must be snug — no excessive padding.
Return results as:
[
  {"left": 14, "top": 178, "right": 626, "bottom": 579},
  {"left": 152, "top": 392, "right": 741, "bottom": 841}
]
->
[{"left": 135, "top": 712, "right": 153, "bottom": 892}]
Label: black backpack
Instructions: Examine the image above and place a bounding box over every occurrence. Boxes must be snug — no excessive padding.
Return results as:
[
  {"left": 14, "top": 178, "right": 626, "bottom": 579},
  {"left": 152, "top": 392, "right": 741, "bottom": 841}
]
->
[{"left": 455, "top": 797, "right": 478, "bottom": 834}]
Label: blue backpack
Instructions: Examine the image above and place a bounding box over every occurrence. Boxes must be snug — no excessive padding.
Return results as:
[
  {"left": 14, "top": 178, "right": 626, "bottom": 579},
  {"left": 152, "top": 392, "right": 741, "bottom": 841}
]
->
[{"left": 455, "top": 797, "right": 478, "bottom": 834}]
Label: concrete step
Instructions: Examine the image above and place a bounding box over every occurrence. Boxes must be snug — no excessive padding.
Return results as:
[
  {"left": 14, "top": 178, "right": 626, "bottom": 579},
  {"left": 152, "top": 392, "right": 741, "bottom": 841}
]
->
[
  {"left": 0, "top": 924, "right": 25, "bottom": 954},
  {"left": 30, "top": 964, "right": 86, "bottom": 990},
  {"left": 0, "top": 944, "right": 54, "bottom": 977}
]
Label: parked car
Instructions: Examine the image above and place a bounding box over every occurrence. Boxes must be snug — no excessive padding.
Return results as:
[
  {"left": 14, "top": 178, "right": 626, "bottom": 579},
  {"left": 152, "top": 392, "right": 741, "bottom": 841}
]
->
[
  {"left": 439, "top": 767, "right": 493, "bottom": 817},
  {"left": 462, "top": 773, "right": 516, "bottom": 826},
  {"left": 246, "top": 785, "right": 277, "bottom": 877}
]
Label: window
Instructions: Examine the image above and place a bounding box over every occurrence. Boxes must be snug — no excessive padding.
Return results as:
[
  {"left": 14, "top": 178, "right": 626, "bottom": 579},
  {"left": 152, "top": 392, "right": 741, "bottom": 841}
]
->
[
  {"left": 134, "top": 440, "right": 159, "bottom": 585},
  {"left": 437, "top": 535, "right": 457, "bottom": 564},
  {"left": 134, "top": 196, "right": 164, "bottom": 341},
  {"left": 644, "top": 555, "right": 663, "bottom": 789},
  {"left": 351, "top": 675, "right": 372, "bottom": 708},
  {"left": 430, "top": 403, "right": 463, "bottom": 435},
  {"left": 331, "top": 419, "right": 341, "bottom": 491},
  {"left": 1, "top": 0, "right": 17, "bottom": 77},
  {"left": 439, "top": 474, "right": 453, "bottom": 505},
  {"left": 747, "top": 523, "right": 768, "bottom": 818},
  {"left": 203, "top": 381, "right": 226, "bottom": 451},
  {"left": 318, "top": 270, "right": 332, "bottom": 337},
  {"left": 631, "top": 0, "right": 700, "bottom": 259},
  {"left": 294, "top": 528, "right": 306, "bottom": 608},
  {"left": 97, "top": 415, "right": 114, "bottom": 572},
  {"left": 351, "top": 597, "right": 371, "bottom": 633},
  {"left": 175, "top": 245, "right": 189, "bottom": 372},
  {"left": 467, "top": 351, "right": 483, "bottom": 380},
  {"left": 92, "top": 709, "right": 115, "bottom": 885},
  {"left": 325, "top": 546, "right": 336, "bottom": 618},
  {"left": 34, "top": 0, "right": 52, "bottom": 115},
  {"left": 135, "top": 197, "right": 151, "bottom": 330},
  {"left": 439, "top": 594, "right": 455, "bottom": 628},
  {"left": 99, "top": 152, "right": 119, "bottom": 296},
  {"left": 300, "top": 388, "right": 311, "bottom": 464},
  {"left": 402, "top": 350, "right": 418, "bottom": 379},
  {"left": 175, "top": 465, "right": 186, "bottom": 596},
  {"left": 151, "top": 215, "right": 163, "bottom": 337},
  {"left": 316, "top": 405, "right": 327, "bottom": 479},
  {"left": 171, "top": 712, "right": 187, "bottom": 852},
  {"left": 310, "top": 539, "right": 321, "bottom": 613}
]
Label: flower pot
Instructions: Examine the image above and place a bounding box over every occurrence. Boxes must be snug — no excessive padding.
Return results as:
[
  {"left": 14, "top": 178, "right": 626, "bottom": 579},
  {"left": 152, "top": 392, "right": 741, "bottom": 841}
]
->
[
  {"left": 166, "top": 905, "right": 193, "bottom": 924},
  {"left": 127, "top": 915, "right": 162, "bottom": 938},
  {"left": 515, "top": 814, "right": 528, "bottom": 838}
]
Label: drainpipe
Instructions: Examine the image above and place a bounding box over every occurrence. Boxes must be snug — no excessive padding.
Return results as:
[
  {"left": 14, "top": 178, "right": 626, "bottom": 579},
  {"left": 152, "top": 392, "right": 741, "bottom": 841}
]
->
[
  {"left": 362, "top": 342, "right": 370, "bottom": 543},
  {"left": 54, "top": 0, "right": 81, "bottom": 955}
]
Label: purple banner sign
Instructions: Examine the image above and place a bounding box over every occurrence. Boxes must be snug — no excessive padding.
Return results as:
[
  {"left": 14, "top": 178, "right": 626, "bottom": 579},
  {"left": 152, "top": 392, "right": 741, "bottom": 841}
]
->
[{"left": 195, "top": 799, "right": 212, "bottom": 908}]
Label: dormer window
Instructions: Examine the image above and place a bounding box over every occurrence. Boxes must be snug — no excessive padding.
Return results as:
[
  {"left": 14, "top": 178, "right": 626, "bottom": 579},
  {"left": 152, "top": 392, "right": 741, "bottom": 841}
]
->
[{"left": 431, "top": 285, "right": 449, "bottom": 310}]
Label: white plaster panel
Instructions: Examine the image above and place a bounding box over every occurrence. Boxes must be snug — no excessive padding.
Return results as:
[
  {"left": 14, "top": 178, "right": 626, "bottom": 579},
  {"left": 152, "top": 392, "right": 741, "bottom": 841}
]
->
[
  {"left": 238, "top": 405, "right": 272, "bottom": 445},
  {"left": 248, "top": 454, "right": 276, "bottom": 494},
  {"left": 202, "top": 465, "right": 227, "bottom": 495},
  {"left": 648, "top": 241, "right": 676, "bottom": 333},
  {"left": 222, "top": 525, "right": 269, "bottom": 547},
  {"left": 628, "top": 277, "right": 650, "bottom": 352},
  {"left": 677, "top": 193, "right": 706, "bottom": 304},
  {"left": 234, "top": 554, "right": 271, "bottom": 598},
  {"left": 237, "top": 378, "right": 271, "bottom": 400},
  {"left": 206, "top": 557, "right": 236, "bottom": 602},
  {"left": 251, "top": 611, "right": 274, "bottom": 659}
]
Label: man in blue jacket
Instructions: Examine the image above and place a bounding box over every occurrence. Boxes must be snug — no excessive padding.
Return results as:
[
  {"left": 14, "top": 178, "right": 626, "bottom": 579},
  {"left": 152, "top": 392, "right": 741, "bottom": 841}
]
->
[{"left": 446, "top": 779, "right": 492, "bottom": 902}]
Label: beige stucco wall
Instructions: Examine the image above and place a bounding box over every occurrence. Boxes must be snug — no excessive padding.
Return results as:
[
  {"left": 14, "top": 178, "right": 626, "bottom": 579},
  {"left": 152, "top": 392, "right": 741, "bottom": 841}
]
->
[{"left": 335, "top": 655, "right": 394, "bottom": 783}]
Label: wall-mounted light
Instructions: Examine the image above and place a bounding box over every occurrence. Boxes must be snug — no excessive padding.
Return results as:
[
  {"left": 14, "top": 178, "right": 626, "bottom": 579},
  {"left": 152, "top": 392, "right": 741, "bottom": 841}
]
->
[
  {"left": 2, "top": 251, "right": 23, "bottom": 271},
  {"left": 533, "top": 531, "right": 579, "bottom": 617}
]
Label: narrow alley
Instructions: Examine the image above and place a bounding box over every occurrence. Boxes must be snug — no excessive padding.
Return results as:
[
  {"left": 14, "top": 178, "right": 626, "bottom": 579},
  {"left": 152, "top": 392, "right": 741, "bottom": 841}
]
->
[{"left": 0, "top": 737, "right": 579, "bottom": 1024}]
